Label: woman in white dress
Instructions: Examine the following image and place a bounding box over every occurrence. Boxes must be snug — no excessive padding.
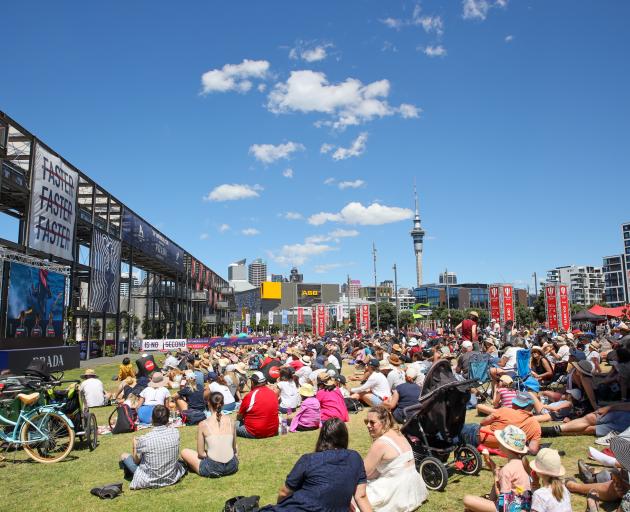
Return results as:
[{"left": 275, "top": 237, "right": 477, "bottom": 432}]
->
[{"left": 363, "top": 406, "right": 428, "bottom": 511}]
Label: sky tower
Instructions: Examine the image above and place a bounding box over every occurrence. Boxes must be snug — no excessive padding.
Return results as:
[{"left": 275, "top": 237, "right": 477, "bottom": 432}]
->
[{"left": 410, "top": 184, "right": 425, "bottom": 287}]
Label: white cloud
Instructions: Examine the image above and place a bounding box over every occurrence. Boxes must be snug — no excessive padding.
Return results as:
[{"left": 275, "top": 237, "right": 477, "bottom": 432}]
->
[
  {"left": 201, "top": 59, "right": 270, "bottom": 94},
  {"left": 308, "top": 201, "right": 413, "bottom": 226},
  {"left": 241, "top": 228, "right": 260, "bottom": 236},
  {"left": 257, "top": 83, "right": 267, "bottom": 92},
  {"left": 314, "top": 263, "right": 345, "bottom": 274},
  {"left": 332, "top": 132, "right": 368, "bottom": 161},
  {"left": 203, "top": 184, "right": 263, "bottom": 202},
  {"left": 218, "top": 224, "right": 230, "bottom": 233},
  {"left": 399, "top": 103, "right": 422, "bottom": 118},
  {"left": 302, "top": 46, "right": 327, "bottom": 62},
  {"left": 382, "top": 41, "right": 399, "bottom": 53},
  {"left": 505, "top": 35, "right": 513, "bottom": 42},
  {"left": 320, "top": 143, "right": 335, "bottom": 154},
  {"left": 200, "top": 233, "right": 209, "bottom": 240},
  {"left": 338, "top": 179, "right": 365, "bottom": 190},
  {"left": 462, "top": 0, "right": 507, "bottom": 20},
  {"left": 423, "top": 45, "right": 447, "bottom": 58},
  {"left": 323, "top": 177, "right": 336, "bottom": 185},
  {"left": 381, "top": 6, "right": 443, "bottom": 35},
  {"left": 282, "top": 168, "right": 294, "bottom": 178},
  {"left": 284, "top": 212, "right": 303, "bottom": 220},
  {"left": 249, "top": 141, "right": 304, "bottom": 164},
  {"left": 329, "top": 229, "right": 359, "bottom": 238},
  {"left": 269, "top": 242, "right": 335, "bottom": 266},
  {"left": 289, "top": 42, "right": 332, "bottom": 63},
  {"left": 267, "top": 70, "right": 418, "bottom": 129}
]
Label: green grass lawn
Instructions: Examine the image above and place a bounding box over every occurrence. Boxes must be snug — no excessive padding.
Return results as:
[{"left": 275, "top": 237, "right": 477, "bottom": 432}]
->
[{"left": 1, "top": 358, "right": 597, "bottom": 511}]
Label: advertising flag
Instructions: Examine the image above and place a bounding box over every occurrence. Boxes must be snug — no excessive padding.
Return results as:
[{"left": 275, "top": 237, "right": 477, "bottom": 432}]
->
[
  {"left": 545, "top": 285, "right": 559, "bottom": 330},
  {"left": 361, "top": 304, "right": 370, "bottom": 331},
  {"left": 255, "top": 312, "right": 261, "bottom": 326},
  {"left": 245, "top": 313, "right": 250, "bottom": 326},
  {"left": 282, "top": 309, "right": 289, "bottom": 325},
  {"left": 559, "top": 285, "right": 571, "bottom": 331},
  {"left": 28, "top": 143, "right": 78, "bottom": 261},
  {"left": 502, "top": 285, "right": 514, "bottom": 323},
  {"left": 317, "top": 304, "right": 326, "bottom": 336},
  {"left": 336, "top": 304, "right": 344, "bottom": 323},
  {"left": 355, "top": 306, "right": 361, "bottom": 329},
  {"left": 297, "top": 307, "right": 304, "bottom": 325},
  {"left": 268, "top": 311, "right": 274, "bottom": 325},
  {"left": 489, "top": 285, "right": 501, "bottom": 323}
]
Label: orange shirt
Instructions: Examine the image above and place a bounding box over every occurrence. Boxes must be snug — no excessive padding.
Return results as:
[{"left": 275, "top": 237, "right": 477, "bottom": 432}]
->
[{"left": 480, "top": 407, "right": 541, "bottom": 448}]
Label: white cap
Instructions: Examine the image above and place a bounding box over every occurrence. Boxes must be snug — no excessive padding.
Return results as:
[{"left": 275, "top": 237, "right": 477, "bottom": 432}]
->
[
  {"left": 461, "top": 340, "right": 473, "bottom": 349},
  {"left": 406, "top": 367, "right": 419, "bottom": 379}
]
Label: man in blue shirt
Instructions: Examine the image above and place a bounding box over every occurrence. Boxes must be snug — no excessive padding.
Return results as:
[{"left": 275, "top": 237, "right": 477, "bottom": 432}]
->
[{"left": 385, "top": 367, "right": 422, "bottom": 423}]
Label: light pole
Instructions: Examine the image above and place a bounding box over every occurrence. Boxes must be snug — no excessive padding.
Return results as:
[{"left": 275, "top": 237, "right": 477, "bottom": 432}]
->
[
  {"left": 393, "top": 263, "right": 399, "bottom": 332},
  {"left": 347, "top": 274, "right": 352, "bottom": 330},
  {"left": 373, "top": 242, "right": 379, "bottom": 331}
]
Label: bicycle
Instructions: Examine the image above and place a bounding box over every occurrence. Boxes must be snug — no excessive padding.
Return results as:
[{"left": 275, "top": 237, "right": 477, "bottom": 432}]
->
[{"left": 0, "top": 386, "right": 75, "bottom": 463}]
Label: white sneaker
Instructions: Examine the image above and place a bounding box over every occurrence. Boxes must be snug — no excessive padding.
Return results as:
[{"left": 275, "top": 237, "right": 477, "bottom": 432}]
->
[{"left": 595, "top": 431, "right": 619, "bottom": 446}]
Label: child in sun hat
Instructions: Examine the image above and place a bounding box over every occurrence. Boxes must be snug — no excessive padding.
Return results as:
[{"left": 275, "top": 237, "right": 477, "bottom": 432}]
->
[
  {"left": 530, "top": 448, "right": 572, "bottom": 511},
  {"left": 463, "top": 425, "right": 531, "bottom": 512},
  {"left": 289, "top": 383, "right": 321, "bottom": 432}
]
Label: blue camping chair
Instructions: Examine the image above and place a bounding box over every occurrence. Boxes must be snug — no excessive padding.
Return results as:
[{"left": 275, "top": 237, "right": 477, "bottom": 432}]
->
[
  {"left": 468, "top": 352, "right": 493, "bottom": 401},
  {"left": 514, "top": 349, "right": 540, "bottom": 392}
]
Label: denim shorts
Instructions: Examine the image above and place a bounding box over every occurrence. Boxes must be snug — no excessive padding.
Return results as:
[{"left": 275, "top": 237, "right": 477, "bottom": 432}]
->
[
  {"left": 199, "top": 455, "right": 238, "bottom": 478},
  {"left": 596, "top": 411, "right": 630, "bottom": 437}
]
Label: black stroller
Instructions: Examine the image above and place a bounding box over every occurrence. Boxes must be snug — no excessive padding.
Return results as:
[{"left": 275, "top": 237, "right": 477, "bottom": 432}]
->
[{"left": 401, "top": 360, "right": 482, "bottom": 491}]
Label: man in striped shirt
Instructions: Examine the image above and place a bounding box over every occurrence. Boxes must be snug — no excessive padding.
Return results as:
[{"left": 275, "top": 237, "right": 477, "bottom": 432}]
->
[{"left": 119, "top": 405, "right": 186, "bottom": 489}]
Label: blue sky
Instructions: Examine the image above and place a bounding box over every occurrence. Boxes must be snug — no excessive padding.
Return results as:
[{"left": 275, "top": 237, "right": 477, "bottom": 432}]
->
[{"left": 2, "top": 1, "right": 629, "bottom": 290}]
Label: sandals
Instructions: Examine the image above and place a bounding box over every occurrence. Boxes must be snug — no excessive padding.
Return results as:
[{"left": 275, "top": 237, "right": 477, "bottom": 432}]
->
[
  {"left": 90, "top": 483, "right": 123, "bottom": 500},
  {"left": 586, "top": 490, "right": 600, "bottom": 512}
]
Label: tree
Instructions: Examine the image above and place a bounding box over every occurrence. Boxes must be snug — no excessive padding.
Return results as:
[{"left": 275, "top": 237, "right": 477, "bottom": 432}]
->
[
  {"left": 515, "top": 304, "right": 534, "bottom": 327},
  {"left": 532, "top": 290, "right": 546, "bottom": 323},
  {"left": 399, "top": 310, "right": 416, "bottom": 328},
  {"left": 370, "top": 302, "right": 396, "bottom": 329},
  {"left": 106, "top": 319, "right": 117, "bottom": 336}
]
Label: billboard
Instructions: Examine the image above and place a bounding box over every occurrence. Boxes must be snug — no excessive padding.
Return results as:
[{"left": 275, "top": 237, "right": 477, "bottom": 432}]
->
[
  {"left": 27, "top": 143, "right": 78, "bottom": 261},
  {"left": 6, "top": 262, "right": 65, "bottom": 344},
  {"left": 261, "top": 281, "right": 282, "bottom": 300},
  {"left": 297, "top": 284, "right": 322, "bottom": 306},
  {"left": 121, "top": 208, "right": 184, "bottom": 272},
  {"left": 89, "top": 229, "right": 121, "bottom": 314}
]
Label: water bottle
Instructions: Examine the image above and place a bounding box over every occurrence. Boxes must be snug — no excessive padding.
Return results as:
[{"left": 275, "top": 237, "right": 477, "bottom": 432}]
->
[{"left": 280, "top": 414, "right": 289, "bottom": 435}]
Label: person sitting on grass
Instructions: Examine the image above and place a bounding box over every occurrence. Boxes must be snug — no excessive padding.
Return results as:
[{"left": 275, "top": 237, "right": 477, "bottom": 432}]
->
[
  {"left": 363, "top": 406, "right": 427, "bottom": 511},
  {"left": 206, "top": 372, "right": 237, "bottom": 413},
  {"left": 180, "top": 391, "right": 238, "bottom": 478},
  {"left": 317, "top": 373, "right": 349, "bottom": 423},
  {"left": 135, "top": 372, "right": 171, "bottom": 424},
  {"left": 119, "top": 405, "right": 186, "bottom": 489},
  {"left": 383, "top": 367, "right": 422, "bottom": 424},
  {"left": 476, "top": 374, "right": 517, "bottom": 416},
  {"left": 530, "top": 389, "right": 576, "bottom": 424},
  {"left": 259, "top": 418, "right": 373, "bottom": 511},
  {"left": 174, "top": 371, "right": 206, "bottom": 425},
  {"left": 529, "top": 448, "right": 572, "bottom": 512},
  {"left": 236, "top": 371, "right": 278, "bottom": 438},
  {"left": 290, "top": 383, "right": 320, "bottom": 432},
  {"left": 79, "top": 368, "right": 111, "bottom": 407},
  {"left": 350, "top": 359, "right": 391, "bottom": 407},
  {"left": 463, "top": 425, "right": 531, "bottom": 512},
  {"left": 541, "top": 402, "right": 630, "bottom": 440},
  {"left": 460, "top": 391, "right": 541, "bottom": 455},
  {"left": 117, "top": 357, "right": 136, "bottom": 381},
  {"left": 275, "top": 366, "right": 299, "bottom": 414}
]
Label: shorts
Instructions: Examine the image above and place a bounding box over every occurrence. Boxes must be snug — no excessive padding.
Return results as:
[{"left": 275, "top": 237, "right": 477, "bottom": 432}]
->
[
  {"left": 596, "top": 411, "right": 630, "bottom": 437},
  {"left": 199, "top": 455, "right": 238, "bottom": 478},
  {"left": 371, "top": 395, "right": 384, "bottom": 406}
]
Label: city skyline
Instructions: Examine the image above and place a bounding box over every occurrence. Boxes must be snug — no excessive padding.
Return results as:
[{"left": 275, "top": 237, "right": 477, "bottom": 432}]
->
[{"left": 1, "top": 1, "right": 628, "bottom": 289}]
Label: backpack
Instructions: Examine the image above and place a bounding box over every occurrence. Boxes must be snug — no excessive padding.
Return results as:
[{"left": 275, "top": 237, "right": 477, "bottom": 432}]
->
[
  {"left": 110, "top": 404, "right": 137, "bottom": 434},
  {"left": 223, "top": 495, "right": 260, "bottom": 512},
  {"left": 344, "top": 397, "right": 364, "bottom": 414}
]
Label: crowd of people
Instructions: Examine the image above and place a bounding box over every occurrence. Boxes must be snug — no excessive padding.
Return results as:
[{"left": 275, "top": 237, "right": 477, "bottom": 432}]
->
[{"left": 81, "top": 315, "right": 630, "bottom": 511}]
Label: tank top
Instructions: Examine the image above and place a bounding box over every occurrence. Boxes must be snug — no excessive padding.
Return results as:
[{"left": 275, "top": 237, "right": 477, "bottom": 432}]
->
[
  {"left": 462, "top": 319, "right": 478, "bottom": 341},
  {"left": 204, "top": 416, "right": 235, "bottom": 463}
]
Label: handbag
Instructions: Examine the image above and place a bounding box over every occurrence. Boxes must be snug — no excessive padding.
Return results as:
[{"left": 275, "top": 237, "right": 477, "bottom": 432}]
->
[{"left": 223, "top": 495, "right": 260, "bottom": 512}]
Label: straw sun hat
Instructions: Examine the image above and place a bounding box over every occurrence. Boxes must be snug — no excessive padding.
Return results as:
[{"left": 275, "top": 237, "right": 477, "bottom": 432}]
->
[{"left": 529, "top": 448, "right": 565, "bottom": 477}]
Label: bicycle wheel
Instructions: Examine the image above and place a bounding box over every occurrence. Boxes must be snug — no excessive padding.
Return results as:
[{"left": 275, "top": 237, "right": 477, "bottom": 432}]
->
[
  {"left": 86, "top": 413, "right": 98, "bottom": 451},
  {"left": 20, "top": 411, "right": 75, "bottom": 463}
]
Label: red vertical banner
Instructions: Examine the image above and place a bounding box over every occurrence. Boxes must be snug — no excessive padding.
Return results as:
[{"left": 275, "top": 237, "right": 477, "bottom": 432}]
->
[
  {"left": 297, "top": 307, "right": 304, "bottom": 325},
  {"left": 317, "top": 305, "right": 326, "bottom": 336},
  {"left": 502, "top": 285, "right": 514, "bottom": 323},
  {"left": 355, "top": 306, "right": 361, "bottom": 329},
  {"left": 361, "top": 304, "right": 370, "bottom": 331},
  {"left": 559, "top": 285, "right": 571, "bottom": 331},
  {"left": 489, "top": 285, "right": 501, "bottom": 323},
  {"left": 545, "top": 285, "right": 559, "bottom": 330}
]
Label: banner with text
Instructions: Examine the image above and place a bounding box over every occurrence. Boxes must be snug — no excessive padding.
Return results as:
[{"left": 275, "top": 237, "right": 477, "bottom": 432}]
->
[
  {"left": 28, "top": 143, "right": 78, "bottom": 261},
  {"left": 559, "top": 284, "right": 571, "bottom": 331},
  {"left": 141, "top": 339, "right": 187, "bottom": 351},
  {"left": 317, "top": 304, "right": 326, "bottom": 336},
  {"left": 502, "top": 285, "right": 514, "bottom": 323},
  {"left": 297, "top": 307, "right": 304, "bottom": 325},
  {"left": 489, "top": 285, "right": 501, "bottom": 323},
  {"left": 361, "top": 304, "right": 370, "bottom": 331},
  {"left": 545, "top": 285, "right": 559, "bottom": 330}
]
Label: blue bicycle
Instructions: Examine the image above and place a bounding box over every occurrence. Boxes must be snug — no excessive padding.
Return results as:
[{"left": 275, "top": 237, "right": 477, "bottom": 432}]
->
[{"left": 0, "top": 387, "right": 75, "bottom": 464}]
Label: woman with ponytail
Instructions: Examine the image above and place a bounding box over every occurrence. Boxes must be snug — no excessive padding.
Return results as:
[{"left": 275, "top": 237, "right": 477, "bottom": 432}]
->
[{"left": 180, "top": 391, "right": 239, "bottom": 478}]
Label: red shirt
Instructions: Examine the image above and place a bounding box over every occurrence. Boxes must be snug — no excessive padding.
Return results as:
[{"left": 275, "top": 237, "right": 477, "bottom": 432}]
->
[
  {"left": 239, "top": 386, "right": 279, "bottom": 438},
  {"left": 288, "top": 359, "right": 304, "bottom": 371},
  {"left": 462, "top": 319, "right": 478, "bottom": 341}
]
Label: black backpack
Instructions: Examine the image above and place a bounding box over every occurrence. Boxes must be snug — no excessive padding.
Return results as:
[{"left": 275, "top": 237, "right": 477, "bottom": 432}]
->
[
  {"left": 344, "top": 397, "right": 364, "bottom": 414},
  {"left": 223, "top": 495, "right": 260, "bottom": 512},
  {"left": 110, "top": 404, "right": 137, "bottom": 434}
]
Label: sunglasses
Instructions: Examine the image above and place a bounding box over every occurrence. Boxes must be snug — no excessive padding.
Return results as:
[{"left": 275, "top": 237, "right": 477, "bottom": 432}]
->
[{"left": 364, "top": 419, "right": 380, "bottom": 426}]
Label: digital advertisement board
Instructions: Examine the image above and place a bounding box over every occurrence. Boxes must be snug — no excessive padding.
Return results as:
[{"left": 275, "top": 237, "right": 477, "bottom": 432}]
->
[
  {"left": 6, "top": 262, "right": 65, "bottom": 346},
  {"left": 297, "top": 284, "right": 322, "bottom": 306}
]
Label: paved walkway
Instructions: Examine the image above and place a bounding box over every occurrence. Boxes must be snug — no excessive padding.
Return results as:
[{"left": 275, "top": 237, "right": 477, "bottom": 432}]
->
[{"left": 80, "top": 353, "right": 135, "bottom": 368}]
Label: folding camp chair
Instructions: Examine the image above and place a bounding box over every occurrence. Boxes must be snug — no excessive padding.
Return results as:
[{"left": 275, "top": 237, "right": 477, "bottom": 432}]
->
[
  {"left": 468, "top": 352, "right": 492, "bottom": 401},
  {"left": 513, "top": 349, "right": 539, "bottom": 392}
]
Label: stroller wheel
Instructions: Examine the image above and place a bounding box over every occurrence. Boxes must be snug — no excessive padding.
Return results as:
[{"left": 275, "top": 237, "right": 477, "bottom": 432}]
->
[
  {"left": 86, "top": 413, "right": 98, "bottom": 451},
  {"left": 418, "top": 456, "right": 448, "bottom": 491},
  {"left": 454, "top": 444, "right": 482, "bottom": 475}
]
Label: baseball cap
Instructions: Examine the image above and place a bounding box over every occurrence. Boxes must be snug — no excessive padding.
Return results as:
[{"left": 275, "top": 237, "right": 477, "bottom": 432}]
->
[
  {"left": 368, "top": 359, "right": 380, "bottom": 368},
  {"left": 406, "top": 367, "right": 419, "bottom": 379},
  {"left": 461, "top": 340, "right": 473, "bottom": 349},
  {"left": 250, "top": 371, "right": 267, "bottom": 385}
]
